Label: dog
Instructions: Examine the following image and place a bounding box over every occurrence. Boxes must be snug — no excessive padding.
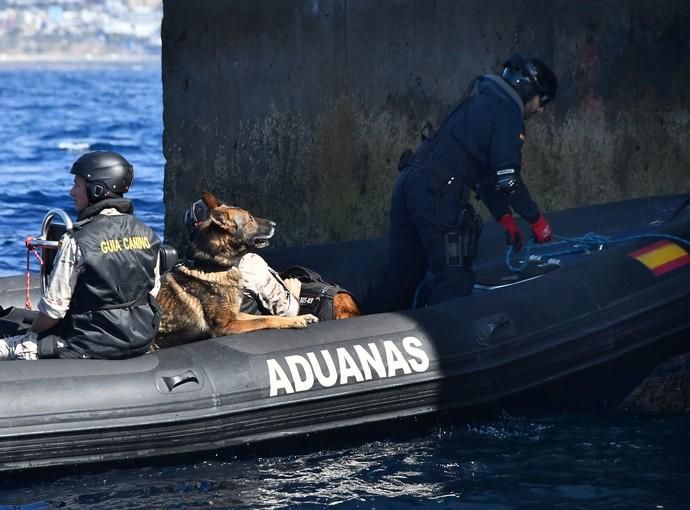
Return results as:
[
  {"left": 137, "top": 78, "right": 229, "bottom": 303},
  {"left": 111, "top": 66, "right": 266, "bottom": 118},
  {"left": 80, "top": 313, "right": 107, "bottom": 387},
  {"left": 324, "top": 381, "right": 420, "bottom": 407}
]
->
[
  {"left": 152, "top": 192, "right": 319, "bottom": 350},
  {"left": 182, "top": 191, "right": 361, "bottom": 323}
]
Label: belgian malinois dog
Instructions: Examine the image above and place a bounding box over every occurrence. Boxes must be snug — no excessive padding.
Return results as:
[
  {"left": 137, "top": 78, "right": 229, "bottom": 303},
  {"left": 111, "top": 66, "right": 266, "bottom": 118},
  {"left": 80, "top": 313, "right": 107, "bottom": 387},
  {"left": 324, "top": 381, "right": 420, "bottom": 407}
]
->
[{"left": 152, "top": 192, "right": 318, "bottom": 350}]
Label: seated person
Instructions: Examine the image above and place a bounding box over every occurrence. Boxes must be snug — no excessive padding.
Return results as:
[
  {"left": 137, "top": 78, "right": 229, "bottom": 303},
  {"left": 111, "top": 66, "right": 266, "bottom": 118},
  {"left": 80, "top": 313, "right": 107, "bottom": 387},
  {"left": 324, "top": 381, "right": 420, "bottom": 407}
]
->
[{"left": 0, "top": 151, "right": 161, "bottom": 360}]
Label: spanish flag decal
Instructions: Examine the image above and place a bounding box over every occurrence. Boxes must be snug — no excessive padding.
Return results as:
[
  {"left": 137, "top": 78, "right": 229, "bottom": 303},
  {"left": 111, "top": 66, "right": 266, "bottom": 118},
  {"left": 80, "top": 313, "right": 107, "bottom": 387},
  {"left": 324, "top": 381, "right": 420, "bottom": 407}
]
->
[{"left": 629, "top": 240, "right": 690, "bottom": 276}]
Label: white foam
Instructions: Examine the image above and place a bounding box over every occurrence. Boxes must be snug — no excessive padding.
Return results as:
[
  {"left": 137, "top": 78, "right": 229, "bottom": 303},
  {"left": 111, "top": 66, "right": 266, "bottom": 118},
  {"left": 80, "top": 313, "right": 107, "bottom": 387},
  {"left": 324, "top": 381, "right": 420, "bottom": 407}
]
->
[{"left": 57, "top": 141, "right": 90, "bottom": 151}]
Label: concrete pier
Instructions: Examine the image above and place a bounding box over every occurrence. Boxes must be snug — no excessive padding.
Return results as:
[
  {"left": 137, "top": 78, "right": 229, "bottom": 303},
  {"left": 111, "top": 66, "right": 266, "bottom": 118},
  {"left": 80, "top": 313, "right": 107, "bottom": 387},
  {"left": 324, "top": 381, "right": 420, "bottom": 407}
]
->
[
  {"left": 161, "top": 0, "right": 690, "bottom": 411},
  {"left": 161, "top": 0, "right": 690, "bottom": 248}
]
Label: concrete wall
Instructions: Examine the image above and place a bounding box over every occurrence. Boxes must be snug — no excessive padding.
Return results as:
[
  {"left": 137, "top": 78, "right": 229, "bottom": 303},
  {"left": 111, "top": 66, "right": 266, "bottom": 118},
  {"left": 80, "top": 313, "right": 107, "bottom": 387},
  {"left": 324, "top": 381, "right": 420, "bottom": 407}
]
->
[{"left": 161, "top": 0, "right": 690, "bottom": 248}]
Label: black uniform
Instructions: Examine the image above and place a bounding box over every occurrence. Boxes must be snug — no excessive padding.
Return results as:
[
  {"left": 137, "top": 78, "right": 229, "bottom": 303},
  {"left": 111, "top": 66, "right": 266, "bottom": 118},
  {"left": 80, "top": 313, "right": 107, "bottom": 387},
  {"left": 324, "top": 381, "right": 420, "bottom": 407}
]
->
[
  {"left": 39, "top": 199, "right": 161, "bottom": 359},
  {"left": 363, "top": 74, "right": 544, "bottom": 313}
]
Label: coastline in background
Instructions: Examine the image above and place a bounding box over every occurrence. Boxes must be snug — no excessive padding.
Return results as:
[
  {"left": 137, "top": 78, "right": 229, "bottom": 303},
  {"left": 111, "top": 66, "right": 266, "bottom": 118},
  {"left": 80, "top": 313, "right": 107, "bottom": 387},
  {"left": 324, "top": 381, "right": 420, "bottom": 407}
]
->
[{"left": 0, "top": 0, "right": 161, "bottom": 63}]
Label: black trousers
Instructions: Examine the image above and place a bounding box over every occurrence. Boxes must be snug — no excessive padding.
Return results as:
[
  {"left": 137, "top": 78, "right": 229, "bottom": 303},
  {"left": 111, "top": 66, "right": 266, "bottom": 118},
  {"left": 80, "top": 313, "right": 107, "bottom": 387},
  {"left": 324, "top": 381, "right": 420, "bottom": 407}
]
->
[{"left": 362, "top": 166, "right": 476, "bottom": 314}]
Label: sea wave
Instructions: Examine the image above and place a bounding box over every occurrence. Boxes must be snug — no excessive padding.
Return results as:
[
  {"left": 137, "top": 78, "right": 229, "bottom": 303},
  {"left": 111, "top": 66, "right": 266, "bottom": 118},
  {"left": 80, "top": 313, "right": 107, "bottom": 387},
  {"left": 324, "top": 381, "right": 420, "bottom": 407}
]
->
[{"left": 57, "top": 141, "right": 91, "bottom": 151}]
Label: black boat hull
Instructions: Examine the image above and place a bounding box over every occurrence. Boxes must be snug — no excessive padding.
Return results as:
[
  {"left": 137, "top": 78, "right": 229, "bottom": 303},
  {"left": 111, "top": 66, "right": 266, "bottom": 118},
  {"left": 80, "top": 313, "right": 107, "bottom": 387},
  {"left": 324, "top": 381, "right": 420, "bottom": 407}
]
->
[{"left": 1, "top": 194, "right": 689, "bottom": 471}]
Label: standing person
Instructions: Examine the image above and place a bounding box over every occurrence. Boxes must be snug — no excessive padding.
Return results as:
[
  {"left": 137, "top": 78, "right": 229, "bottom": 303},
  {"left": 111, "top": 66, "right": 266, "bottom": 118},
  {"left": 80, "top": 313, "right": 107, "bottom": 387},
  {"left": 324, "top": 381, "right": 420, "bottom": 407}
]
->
[
  {"left": 0, "top": 151, "right": 161, "bottom": 360},
  {"left": 364, "top": 54, "right": 557, "bottom": 313}
]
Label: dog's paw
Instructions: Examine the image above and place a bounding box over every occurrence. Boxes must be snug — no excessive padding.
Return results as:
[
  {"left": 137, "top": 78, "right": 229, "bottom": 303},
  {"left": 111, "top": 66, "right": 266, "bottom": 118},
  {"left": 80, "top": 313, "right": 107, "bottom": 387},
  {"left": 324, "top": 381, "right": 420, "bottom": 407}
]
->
[
  {"left": 303, "top": 314, "right": 319, "bottom": 324},
  {"left": 293, "top": 314, "right": 319, "bottom": 328}
]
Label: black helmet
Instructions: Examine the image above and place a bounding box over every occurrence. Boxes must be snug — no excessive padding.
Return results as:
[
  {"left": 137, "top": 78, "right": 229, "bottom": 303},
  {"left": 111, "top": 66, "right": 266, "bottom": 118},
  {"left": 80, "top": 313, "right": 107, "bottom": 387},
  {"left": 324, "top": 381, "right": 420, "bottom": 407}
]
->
[
  {"left": 501, "top": 54, "right": 557, "bottom": 106},
  {"left": 70, "top": 151, "right": 133, "bottom": 203}
]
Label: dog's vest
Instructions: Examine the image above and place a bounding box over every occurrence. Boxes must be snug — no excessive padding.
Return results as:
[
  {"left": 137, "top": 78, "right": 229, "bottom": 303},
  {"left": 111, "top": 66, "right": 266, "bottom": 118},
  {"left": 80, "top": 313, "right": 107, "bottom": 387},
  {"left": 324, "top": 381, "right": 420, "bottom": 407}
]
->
[{"left": 279, "top": 265, "right": 354, "bottom": 321}]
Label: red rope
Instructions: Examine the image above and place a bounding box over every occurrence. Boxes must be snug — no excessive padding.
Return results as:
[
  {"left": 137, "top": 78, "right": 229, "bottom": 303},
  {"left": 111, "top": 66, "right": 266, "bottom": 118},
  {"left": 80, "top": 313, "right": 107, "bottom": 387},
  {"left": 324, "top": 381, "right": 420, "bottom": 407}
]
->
[{"left": 24, "top": 237, "right": 44, "bottom": 310}]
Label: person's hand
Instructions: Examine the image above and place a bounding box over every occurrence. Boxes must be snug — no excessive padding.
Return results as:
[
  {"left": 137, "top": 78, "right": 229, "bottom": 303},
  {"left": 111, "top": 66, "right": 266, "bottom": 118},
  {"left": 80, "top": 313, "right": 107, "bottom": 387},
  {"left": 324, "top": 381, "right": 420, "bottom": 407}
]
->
[
  {"left": 530, "top": 214, "right": 553, "bottom": 243},
  {"left": 283, "top": 277, "right": 301, "bottom": 298},
  {"left": 499, "top": 214, "right": 524, "bottom": 252}
]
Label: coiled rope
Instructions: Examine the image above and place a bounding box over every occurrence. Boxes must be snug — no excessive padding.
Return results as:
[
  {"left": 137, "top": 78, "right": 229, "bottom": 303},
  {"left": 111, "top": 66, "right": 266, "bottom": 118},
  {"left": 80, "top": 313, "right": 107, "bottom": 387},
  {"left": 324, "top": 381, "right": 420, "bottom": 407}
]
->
[{"left": 505, "top": 232, "right": 690, "bottom": 272}]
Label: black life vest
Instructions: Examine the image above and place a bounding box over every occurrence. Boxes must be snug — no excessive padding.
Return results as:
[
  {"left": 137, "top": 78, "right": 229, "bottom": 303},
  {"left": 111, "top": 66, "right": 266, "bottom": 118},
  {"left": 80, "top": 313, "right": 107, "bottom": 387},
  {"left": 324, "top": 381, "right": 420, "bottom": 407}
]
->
[{"left": 59, "top": 199, "right": 161, "bottom": 359}]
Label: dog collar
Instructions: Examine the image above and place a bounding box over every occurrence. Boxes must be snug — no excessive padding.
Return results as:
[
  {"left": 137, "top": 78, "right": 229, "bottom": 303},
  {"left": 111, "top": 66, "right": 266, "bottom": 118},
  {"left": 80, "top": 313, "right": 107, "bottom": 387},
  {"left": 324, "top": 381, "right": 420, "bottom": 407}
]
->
[{"left": 183, "top": 256, "right": 232, "bottom": 273}]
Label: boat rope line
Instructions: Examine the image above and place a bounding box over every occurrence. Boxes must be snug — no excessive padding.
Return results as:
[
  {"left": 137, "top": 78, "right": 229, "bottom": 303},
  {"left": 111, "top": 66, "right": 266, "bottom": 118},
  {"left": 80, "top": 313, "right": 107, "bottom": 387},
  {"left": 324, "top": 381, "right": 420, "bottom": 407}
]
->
[
  {"left": 410, "top": 230, "right": 690, "bottom": 306},
  {"left": 505, "top": 232, "right": 690, "bottom": 272},
  {"left": 24, "top": 236, "right": 44, "bottom": 310}
]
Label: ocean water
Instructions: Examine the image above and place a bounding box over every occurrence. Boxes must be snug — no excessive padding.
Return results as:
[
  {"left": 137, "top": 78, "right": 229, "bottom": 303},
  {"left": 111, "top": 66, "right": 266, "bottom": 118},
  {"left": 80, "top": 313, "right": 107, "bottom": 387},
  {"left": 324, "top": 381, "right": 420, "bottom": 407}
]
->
[
  {"left": 0, "top": 63, "right": 164, "bottom": 277},
  {"left": 0, "top": 65, "right": 689, "bottom": 509}
]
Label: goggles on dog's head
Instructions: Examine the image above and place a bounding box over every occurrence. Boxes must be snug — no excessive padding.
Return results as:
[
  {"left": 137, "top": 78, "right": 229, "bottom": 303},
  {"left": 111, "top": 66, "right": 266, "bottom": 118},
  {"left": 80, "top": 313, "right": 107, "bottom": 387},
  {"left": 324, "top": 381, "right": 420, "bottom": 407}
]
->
[{"left": 184, "top": 198, "right": 209, "bottom": 237}]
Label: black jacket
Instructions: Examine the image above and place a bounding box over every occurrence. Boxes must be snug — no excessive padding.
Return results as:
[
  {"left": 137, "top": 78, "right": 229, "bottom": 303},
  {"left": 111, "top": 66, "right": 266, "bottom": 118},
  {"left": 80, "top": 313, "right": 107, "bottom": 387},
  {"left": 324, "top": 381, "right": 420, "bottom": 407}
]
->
[{"left": 410, "top": 74, "right": 541, "bottom": 222}]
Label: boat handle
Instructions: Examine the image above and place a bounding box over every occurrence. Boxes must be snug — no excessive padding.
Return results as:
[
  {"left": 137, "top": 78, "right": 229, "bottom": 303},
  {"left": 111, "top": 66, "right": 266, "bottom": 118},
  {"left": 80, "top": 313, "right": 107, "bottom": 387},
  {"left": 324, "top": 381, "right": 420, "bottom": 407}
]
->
[
  {"left": 161, "top": 370, "right": 199, "bottom": 391},
  {"left": 472, "top": 313, "right": 515, "bottom": 345},
  {"left": 27, "top": 208, "right": 74, "bottom": 296}
]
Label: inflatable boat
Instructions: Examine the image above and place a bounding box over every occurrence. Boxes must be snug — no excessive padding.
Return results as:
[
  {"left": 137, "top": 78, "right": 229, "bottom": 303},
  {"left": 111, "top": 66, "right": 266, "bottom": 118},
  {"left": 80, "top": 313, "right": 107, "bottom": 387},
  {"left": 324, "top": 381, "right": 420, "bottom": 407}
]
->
[{"left": 1, "top": 194, "right": 690, "bottom": 472}]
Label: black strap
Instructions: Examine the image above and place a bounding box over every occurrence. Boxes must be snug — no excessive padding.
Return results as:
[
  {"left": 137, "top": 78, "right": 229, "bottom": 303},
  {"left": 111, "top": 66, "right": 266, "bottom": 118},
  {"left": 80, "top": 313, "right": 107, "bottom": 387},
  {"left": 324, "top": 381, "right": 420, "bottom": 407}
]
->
[
  {"left": 419, "top": 76, "right": 480, "bottom": 148},
  {"left": 279, "top": 265, "right": 330, "bottom": 285},
  {"left": 402, "top": 76, "right": 485, "bottom": 186},
  {"left": 98, "top": 293, "right": 151, "bottom": 311}
]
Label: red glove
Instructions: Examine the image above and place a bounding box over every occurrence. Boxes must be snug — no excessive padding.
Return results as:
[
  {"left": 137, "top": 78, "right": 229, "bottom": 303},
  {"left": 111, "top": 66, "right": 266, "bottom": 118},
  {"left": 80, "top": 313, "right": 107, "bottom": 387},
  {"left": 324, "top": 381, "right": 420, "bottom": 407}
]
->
[
  {"left": 499, "top": 214, "right": 524, "bottom": 252},
  {"left": 530, "top": 214, "right": 553, "bottom": 243}
]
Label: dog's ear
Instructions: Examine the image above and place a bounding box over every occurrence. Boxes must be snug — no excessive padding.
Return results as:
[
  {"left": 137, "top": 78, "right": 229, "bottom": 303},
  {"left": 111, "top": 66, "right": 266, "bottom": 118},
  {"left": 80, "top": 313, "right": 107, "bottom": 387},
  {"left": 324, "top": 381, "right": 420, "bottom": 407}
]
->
[
  {"left": 209, "top": 207, "right": 237, "bottom": 233},
  {"left": 200, "top": 191, "right": 221, "bottom": 210}
]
